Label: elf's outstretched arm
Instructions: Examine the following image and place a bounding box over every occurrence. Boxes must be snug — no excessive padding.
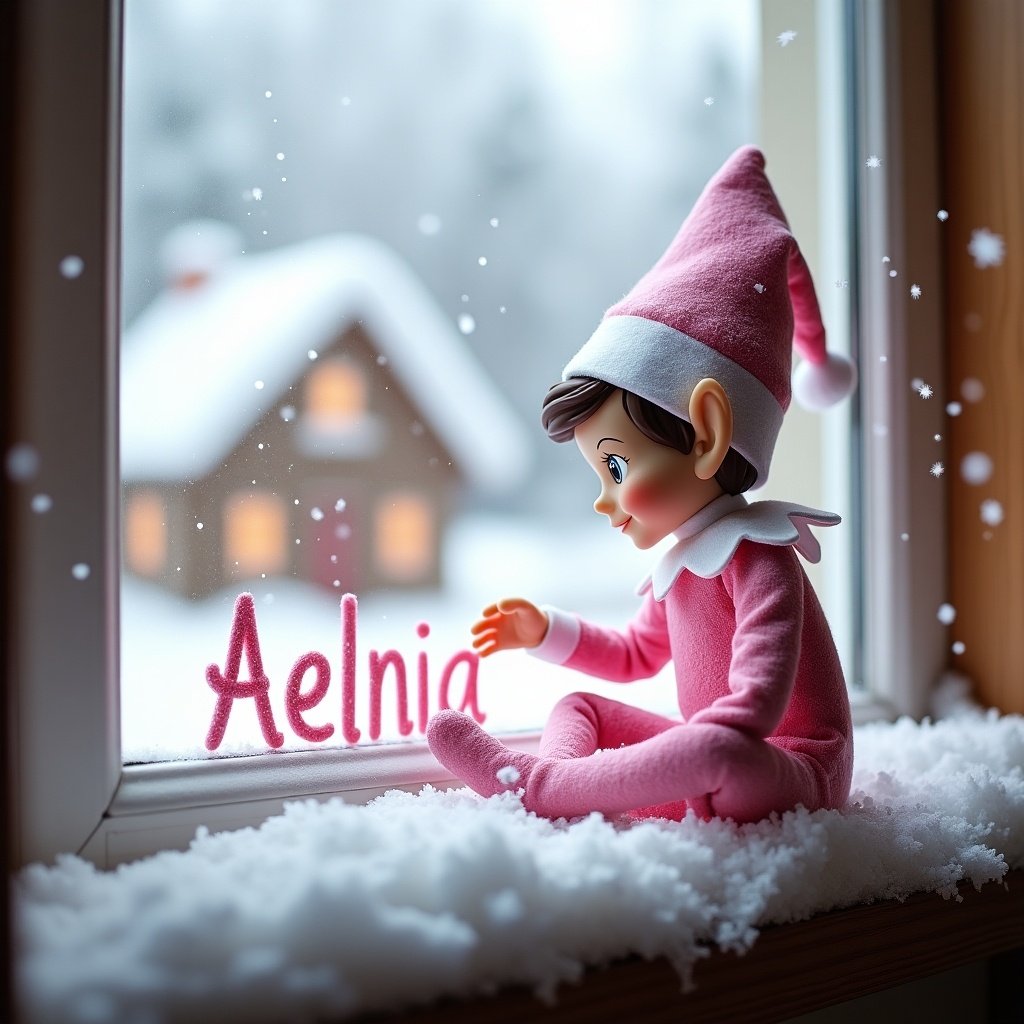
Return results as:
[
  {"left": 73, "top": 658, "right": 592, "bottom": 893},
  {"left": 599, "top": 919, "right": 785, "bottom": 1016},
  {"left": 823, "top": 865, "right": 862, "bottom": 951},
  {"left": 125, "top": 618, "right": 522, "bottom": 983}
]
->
[{"left": 470, "top": 598, "right": 549, "bottom": 658}]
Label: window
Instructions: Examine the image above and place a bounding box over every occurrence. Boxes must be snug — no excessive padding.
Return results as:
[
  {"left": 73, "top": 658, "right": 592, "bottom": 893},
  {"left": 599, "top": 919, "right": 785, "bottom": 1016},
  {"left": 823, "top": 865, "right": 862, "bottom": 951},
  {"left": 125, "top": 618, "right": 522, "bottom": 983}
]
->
[
  {"left": 305, "top": 360, "right": 368, "bottom": 433},
  {"left": 6, "top": 0, "right": 948, "bottom": 867},
  {"left": 124, "top": 490, "right": 167, "bottom": 577},
  {"left": 224, "top": 491, "right": 287, "bottom": 578},
  {"left": 375, "top": 492, "right": 435, "bottom": 583}
]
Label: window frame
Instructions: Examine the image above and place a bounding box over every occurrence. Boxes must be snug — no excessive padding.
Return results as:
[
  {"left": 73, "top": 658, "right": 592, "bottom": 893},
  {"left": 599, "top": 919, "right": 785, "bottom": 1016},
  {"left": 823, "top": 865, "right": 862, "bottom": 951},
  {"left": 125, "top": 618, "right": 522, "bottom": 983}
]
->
[{"left": 6, "top": 0, "right": 947, "bottom": 868}]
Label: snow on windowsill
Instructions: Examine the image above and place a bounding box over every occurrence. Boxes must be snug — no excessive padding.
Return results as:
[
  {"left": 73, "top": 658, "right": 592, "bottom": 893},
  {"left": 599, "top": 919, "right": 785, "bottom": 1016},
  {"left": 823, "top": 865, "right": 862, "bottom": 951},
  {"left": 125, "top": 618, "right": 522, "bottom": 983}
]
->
[{"left": 15, "top": 709, "right": 1024, "bottom": 1024}]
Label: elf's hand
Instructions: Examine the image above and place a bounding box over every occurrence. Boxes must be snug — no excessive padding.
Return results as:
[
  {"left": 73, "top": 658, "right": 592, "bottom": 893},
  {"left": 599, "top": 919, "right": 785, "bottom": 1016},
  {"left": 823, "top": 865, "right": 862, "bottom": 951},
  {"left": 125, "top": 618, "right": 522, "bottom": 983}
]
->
[{"left": 470, "top": 598, "right": 549, "bottom": 657}]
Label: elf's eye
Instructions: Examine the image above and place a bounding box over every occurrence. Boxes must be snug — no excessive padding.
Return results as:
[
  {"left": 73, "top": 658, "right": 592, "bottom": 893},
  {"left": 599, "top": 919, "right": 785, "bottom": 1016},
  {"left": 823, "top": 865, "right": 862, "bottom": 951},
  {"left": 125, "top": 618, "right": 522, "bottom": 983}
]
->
[{"left": 602, "top": 453, "right": 629, "bottom": 484}]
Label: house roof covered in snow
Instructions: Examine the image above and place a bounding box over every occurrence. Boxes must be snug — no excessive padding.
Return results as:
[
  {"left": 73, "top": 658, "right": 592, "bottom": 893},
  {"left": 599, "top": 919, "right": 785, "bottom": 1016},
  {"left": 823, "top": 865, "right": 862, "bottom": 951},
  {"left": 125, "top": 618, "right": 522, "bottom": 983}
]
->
[{"left": 121, "top": 232, "right": 531, "bottom": 494}]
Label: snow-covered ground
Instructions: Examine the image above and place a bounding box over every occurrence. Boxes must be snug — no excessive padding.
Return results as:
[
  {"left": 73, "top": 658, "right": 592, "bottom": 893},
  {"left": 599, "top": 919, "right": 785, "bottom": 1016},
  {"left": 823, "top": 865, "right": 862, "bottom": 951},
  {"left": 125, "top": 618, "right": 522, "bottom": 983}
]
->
[
  {"left": 16, "top": 709, "right": 1024, "bottom": 1023},
  {"left": 121, "top": 513, "right": 680, "bottom": 762}
]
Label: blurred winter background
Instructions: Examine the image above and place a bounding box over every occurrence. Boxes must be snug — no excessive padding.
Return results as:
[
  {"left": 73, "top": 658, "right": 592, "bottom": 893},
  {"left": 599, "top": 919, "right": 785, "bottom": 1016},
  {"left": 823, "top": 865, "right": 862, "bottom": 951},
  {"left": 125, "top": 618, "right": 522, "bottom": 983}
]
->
[{"left": 119, "top": 0, "right": 761, "bottom": 762}]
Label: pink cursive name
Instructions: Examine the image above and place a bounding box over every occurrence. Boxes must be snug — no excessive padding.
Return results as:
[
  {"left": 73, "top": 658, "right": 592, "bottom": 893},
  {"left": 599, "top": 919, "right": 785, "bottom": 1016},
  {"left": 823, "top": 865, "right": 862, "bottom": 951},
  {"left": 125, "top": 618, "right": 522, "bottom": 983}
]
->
[{"left": 205, "top": 592, "right": 485, "bottom": 751}]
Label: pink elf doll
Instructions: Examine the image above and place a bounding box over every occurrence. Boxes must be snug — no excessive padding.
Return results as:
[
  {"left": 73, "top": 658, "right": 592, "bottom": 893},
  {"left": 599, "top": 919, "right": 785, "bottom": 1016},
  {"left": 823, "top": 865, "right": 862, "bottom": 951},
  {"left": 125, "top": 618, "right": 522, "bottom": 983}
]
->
[{"left": 427, "top": 146, "right": 857, "bottom": 824}]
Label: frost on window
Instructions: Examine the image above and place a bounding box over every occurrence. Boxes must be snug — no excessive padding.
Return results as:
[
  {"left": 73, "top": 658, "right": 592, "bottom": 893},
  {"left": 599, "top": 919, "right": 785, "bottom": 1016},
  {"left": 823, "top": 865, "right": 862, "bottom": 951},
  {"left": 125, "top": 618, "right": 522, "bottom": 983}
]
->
[{"left": 119, "top": 0, "right": 758, "bottom": 763}]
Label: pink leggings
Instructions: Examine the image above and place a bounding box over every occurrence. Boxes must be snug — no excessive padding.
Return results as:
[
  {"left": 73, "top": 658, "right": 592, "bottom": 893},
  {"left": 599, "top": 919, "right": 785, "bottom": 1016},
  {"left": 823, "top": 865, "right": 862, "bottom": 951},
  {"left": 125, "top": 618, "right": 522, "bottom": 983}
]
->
[{"left": 427, "top": 692, "right": 826, "bottom": 823}]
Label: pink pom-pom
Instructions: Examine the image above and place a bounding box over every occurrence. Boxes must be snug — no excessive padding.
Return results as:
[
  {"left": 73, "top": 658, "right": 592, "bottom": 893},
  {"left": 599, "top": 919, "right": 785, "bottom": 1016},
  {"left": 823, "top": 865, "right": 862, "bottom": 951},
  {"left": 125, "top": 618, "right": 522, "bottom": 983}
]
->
[{"left": 792, "top": 351, "right": 857, "bottom": 410}]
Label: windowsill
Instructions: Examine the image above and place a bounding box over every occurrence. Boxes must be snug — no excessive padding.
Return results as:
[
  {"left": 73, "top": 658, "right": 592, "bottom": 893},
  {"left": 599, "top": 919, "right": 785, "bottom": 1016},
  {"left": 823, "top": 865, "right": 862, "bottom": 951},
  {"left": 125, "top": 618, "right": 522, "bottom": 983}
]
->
[{"left": 380, "top": 870, "right": 1024, "bottom": 1023}]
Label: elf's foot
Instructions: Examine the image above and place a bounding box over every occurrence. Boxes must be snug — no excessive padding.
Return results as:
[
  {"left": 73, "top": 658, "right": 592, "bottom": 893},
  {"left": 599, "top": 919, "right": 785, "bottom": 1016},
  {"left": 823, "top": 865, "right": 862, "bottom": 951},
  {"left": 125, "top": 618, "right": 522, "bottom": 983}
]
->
[{"left": 426, "top": 709, "right": 538, "bottom": 799}]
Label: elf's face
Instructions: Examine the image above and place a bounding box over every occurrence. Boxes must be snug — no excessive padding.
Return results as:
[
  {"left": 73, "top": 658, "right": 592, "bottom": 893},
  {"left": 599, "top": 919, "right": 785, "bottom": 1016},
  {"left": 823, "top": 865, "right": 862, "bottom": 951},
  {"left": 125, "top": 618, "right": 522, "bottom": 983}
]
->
[{"left": 574, "top": 391, "right": 724, "bottom": 550}]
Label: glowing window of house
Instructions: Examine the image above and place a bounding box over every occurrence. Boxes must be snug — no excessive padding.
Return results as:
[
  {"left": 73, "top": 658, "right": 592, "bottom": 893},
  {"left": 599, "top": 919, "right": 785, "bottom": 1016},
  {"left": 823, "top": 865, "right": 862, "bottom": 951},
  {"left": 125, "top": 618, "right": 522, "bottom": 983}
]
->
[
  {"left": 124, "top": 490, "right": 167, "bottom": 577},
  {"left": 375, "top": 493, "right": 434, "bottom": 582},
  {"left": 224, "top": 492, "right": 288, "bottom": 576},
  {"left": 306, "top": 359, "right": 367, "bottom": 431}
]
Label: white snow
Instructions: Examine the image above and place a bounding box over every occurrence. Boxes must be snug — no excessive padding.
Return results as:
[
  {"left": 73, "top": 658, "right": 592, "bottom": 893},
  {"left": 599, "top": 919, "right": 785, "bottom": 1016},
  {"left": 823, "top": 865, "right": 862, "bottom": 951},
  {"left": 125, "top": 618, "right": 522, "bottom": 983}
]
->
[{"left": 16, "top": 710, "right": 1024, "bottom": 1023}]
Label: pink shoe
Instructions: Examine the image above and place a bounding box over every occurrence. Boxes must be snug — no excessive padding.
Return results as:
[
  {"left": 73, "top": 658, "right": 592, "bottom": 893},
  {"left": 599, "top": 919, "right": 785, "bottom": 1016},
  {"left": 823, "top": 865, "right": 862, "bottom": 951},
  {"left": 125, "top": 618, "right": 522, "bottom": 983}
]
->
[{"left": 426, "top": 709, "right": 539, "bottom": 799}]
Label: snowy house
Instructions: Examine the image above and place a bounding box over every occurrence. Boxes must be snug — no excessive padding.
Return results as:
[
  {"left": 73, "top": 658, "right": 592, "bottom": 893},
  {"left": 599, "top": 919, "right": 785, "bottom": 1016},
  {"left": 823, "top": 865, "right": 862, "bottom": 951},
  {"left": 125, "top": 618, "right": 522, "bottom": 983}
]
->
[{"left": 121, "top": 225, "right": 530, "bottom": 599}]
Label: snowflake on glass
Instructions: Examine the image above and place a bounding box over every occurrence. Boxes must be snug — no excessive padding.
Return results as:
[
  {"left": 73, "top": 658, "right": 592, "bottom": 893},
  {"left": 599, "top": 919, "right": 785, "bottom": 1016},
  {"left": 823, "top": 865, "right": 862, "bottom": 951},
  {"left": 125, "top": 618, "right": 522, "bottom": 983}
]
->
[
  {"left": 937, "top": 209, "right": 949, "bottom": 222},
  {"left": 910, "top": 284, "right": 922, "bottom": 299},
  {"left": 753, "top": 282, "right": 765, "bottom": 294},
  {"left": 967, "top": 228, "right": 1005, "bottom": 268},
  {"left": 930, "top": 462, "right": 944, "bottom": 478},
  {"left": 777, "top": 30, "right": 798, "bottom": 46},
  {"left": 865, "top": 155, "right": 882, "bottom": 169},
  {"left": 704, "top": 96, "right": 715, "bottom": 107},
  {"left": 917, "top": 382, "right": 934, "bottom": 399}
]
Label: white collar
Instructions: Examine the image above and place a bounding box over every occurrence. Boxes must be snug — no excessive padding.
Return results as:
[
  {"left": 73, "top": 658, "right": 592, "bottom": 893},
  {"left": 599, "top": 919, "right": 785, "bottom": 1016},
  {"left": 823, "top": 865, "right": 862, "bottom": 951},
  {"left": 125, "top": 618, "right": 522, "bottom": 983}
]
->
[{"left": 639, "top": 493, "right": 841, "bottom": 599}]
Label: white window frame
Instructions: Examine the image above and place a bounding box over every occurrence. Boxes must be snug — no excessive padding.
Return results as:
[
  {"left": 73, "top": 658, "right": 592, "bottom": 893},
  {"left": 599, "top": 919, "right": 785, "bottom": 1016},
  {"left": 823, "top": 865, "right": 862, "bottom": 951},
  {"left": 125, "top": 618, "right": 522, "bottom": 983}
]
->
[{"left": 6, "top": 0, "right": 947, "bottom": 868}]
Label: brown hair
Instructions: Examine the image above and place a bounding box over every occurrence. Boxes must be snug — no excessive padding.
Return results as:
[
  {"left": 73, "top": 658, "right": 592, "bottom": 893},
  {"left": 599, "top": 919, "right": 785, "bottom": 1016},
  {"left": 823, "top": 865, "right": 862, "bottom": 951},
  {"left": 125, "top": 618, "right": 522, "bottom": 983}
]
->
[{"left": 541, "top": 376, "right": 757, "bottom": 494}]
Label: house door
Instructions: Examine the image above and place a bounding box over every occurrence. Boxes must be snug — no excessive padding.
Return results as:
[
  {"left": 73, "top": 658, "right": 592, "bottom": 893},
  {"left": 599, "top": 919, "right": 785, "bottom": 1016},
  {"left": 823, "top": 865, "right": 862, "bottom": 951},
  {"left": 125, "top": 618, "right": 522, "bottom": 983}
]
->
[{"left": 302, "top": 480, "right": 364, "bottom": 595}]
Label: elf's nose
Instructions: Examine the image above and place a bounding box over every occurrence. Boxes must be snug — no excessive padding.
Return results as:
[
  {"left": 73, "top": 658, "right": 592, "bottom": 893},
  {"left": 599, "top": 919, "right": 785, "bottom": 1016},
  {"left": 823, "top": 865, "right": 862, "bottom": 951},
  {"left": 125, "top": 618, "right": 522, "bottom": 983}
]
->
[{"left": 594, "top": 487, "right": 617, "bottom": 519}]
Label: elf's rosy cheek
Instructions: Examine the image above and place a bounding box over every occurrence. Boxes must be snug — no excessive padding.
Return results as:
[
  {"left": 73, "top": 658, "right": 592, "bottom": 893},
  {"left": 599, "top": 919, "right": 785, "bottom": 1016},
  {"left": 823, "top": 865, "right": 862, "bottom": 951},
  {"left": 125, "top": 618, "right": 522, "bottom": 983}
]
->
[{"left": 620, "top": 478, "right": 662, "bottom": 514}]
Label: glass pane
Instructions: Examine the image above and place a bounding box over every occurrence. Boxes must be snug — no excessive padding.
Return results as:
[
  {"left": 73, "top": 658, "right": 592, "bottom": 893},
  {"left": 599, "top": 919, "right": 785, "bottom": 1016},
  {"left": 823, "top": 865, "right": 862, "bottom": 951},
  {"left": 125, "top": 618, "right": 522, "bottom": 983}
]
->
[{"left": 120, "top": 0, "right": 763, "bottom": 762}]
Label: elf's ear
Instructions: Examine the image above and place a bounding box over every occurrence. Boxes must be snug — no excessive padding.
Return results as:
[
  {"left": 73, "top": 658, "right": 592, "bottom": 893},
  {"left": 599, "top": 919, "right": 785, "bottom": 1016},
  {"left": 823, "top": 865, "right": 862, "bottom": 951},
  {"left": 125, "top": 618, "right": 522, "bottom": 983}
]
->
[{"left": 688, "top": 378, "right": 733, "bottom": 481}]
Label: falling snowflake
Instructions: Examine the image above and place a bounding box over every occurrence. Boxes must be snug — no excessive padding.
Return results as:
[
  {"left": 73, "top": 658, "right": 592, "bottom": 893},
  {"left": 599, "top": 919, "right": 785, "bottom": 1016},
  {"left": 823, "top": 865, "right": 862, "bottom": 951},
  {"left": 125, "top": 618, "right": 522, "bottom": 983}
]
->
[
  {"left": 946, "top": 401, "right": 962, "bottom": 417},
  {"left": 916, "top": 382, "right": 933, "bottom": 399},
  {"left": 930, "top": 462, "right": 944, "bottom": 478},
  {"left": 937, "top": 603, "right": 957, "bottom": 625},
  {"left": 254, "top": 380, "right": 265, "bottom": 391},
  {"left": 279, "top": 405, "right": 296, "bottom": 423},
  {"left": 980, "top": 499, "right": 1004, "bottom": 526},
  {"left": 250, "top": 187, "right": 264, "bottom": 201},
  {"left": 703, "top": 96, "right": 715, "bottom": 107},
  {"left": 882, "top": 256, "right": 891, "bottom": 263},
  {"left": 951, "top": 641, "right": 966, "bottom": 655},
  {"left": 71, "top": 563, "right": 91, "bottom": 581},
  {"left": 967, "top": 228, "right": 1005, "bottom": 268},
  {"left": 888, "top": 270, "right": 898, "bottom": 278},
  {"left": 334, "top": 498, "right": 347, "bottom": 513},
  {"left": 834, "top": 279, "right": 849, "bottom": 289},
  {"left": 753, "top": 282, "right": 765, "bottom": 294},
  {"left": 910, "top": 284, "right": 922, "bottom": 299},
  {"left": 457, "top": 314, "right": 476, "bottom": 335},
  {"left": 417, "top": 213, "right": 442, "bottom": 236},
  {"left": 489, "top": 217, "right": 499, "bottom": 228},
  {"left": 960, "top": 452, "right": 993, "bottom": 486},
  {"left": 31, "top": 494, "right": 52, "bottom": 514},
  {"left": 310, "top": 507, "right": 325, "bottom": 522},
  {"left": 59, "top": 255, "right": 84, "bottom": 279},
  {"left": 865, "top": 155, "right": 882, "bottom": 169},
  {"left": 777, "top": 30, "right": 798, "bottom": 46},
  {"left": 961, "top": 377, "right": 985, "bottom": 403},
  {"left": 307, "top": 349, "right": 318, "bottom": 361},
  {"left": 937, "top": 209, "right": 949, "bottom": 222},
  {"left": 478, "top": 256, "right": 488, "bottom": 267},
  {"left": 496, "top": 766, "right": 520, "bottom": 785}
]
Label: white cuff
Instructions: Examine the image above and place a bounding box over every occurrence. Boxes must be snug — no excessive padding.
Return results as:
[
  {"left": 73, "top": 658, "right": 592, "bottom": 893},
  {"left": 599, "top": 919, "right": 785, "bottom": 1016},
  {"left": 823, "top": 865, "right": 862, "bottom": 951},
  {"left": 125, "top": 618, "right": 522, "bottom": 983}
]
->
[{"left": 528, "top": 605, "right": 581, "bottom": 665}]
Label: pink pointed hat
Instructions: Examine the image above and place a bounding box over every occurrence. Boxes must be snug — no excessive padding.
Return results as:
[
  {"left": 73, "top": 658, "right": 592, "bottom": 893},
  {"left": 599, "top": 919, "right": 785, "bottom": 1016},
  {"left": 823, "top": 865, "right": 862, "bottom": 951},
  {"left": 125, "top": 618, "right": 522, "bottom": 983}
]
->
[{"left": 562, "top": 145, "right": 856, "bottom": 486}]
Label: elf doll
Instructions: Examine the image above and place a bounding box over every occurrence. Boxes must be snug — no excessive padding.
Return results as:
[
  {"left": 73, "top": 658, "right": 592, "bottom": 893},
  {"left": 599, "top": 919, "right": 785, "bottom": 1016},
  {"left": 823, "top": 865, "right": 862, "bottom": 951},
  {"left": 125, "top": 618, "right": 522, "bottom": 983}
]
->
[{"left": 427, "top": 146, "right": 857, "bottom": 824}]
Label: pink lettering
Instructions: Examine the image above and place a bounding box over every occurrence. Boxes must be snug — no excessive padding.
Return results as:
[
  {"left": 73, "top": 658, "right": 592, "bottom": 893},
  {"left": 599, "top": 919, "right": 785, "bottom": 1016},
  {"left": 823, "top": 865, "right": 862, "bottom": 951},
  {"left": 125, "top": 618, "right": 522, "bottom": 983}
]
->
[
  {"left": 204, "top": 592, "right": 484, "bottom": 750},
  {"left": 285, "top": 652, "right": 334, "bottom": 743},
  {"left": 205, "top": 592, "right": 285, "bottom": 750},
  {"left": 368, "top": 650, "right": 414, "bottom": 741}
]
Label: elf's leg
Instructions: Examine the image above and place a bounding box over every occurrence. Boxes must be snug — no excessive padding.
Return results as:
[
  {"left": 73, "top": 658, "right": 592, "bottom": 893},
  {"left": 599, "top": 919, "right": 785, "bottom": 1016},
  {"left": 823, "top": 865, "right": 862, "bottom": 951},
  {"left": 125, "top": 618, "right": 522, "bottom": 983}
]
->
[
  {"left": 538, "top": 691, "right": 681, "bottom": 759},
  {"left": 536, "top": 693, "right": 690, "bottom": 820},
  {"left": 526, "top": 722, "right": 823, "bottom": 822}
]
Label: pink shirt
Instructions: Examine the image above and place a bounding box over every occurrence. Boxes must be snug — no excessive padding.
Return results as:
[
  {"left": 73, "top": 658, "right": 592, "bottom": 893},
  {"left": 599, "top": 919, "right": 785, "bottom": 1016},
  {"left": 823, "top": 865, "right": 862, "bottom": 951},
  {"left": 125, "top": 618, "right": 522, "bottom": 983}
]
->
[{"left": 533, "top": 494, "right": 854, "bottom": 809}]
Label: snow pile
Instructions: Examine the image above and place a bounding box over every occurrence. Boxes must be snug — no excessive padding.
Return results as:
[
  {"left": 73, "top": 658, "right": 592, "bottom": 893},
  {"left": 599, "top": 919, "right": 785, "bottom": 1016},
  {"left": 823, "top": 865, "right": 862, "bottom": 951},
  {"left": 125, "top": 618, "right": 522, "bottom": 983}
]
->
[{"left": 16, "top": 712, "right": 1024, "bottom": 1024}]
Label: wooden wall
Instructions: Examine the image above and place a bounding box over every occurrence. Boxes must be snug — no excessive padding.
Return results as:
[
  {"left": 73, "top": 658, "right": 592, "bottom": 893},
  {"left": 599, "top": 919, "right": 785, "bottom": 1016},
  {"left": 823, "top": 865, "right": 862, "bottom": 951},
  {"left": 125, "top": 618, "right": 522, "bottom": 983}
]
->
[{"left": 941, "top": 0, "right": 1024, "bottom": 713}]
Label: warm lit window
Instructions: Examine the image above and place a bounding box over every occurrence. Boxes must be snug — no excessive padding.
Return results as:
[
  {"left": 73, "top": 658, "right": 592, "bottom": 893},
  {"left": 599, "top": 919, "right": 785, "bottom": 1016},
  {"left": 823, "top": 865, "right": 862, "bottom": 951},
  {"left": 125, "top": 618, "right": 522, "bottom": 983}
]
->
[
  {"left": 375, "top": 492, "right": 434, "bottom": 582},
  {"left": 124, "top": 490, "right": 167, "bottom": 577},
  {"left": 223, "top": 491, "right": 288, "bottom": 577},
  {"left": 305, "top": 359, "right": 367, "bottom": 431}
]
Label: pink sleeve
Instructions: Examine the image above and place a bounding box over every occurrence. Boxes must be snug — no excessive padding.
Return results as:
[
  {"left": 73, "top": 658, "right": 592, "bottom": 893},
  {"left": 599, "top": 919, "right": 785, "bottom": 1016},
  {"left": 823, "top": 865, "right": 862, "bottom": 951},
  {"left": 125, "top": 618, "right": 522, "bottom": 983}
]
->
[
  {"left": 686, "top": 543, "right": 803, "bottom": 736},
  {"left": 560, "top": 592, "right": 673, "bottom": 683}
]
